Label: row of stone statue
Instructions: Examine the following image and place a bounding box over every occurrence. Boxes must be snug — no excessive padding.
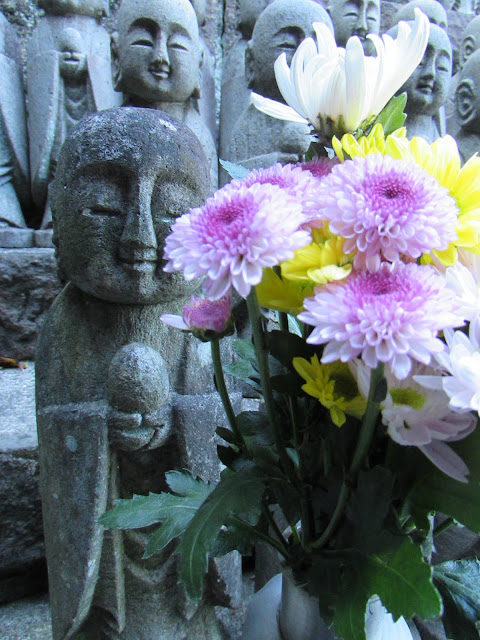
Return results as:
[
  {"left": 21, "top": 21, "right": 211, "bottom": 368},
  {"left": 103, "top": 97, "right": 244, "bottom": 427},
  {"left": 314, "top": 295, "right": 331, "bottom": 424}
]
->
[{"left": 2, "top": 0, "right": 480, "bottom": 241}]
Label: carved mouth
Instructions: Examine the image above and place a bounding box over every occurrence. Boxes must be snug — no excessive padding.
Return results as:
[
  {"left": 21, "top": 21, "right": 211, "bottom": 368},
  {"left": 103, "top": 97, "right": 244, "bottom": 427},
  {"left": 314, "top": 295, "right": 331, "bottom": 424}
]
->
[
  {"left": 416, "top": 80, "right": 434, "bottom": 95},
  {"left": 149, "top": 67, "right": 170, "bottom": 80},
  {"left": 121, "top": 260, "right": 157, "bottom": 274}
]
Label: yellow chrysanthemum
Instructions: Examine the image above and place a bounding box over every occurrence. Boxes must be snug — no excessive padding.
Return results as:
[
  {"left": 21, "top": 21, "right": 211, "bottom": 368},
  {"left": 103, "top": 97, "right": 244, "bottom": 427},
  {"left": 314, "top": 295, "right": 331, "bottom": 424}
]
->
[
  {"left": 333, "top": 126, "right": 480, "bottom": 264},
  {"left": 256, "top": 268, "right": 313, "bottom": 315},
  {"left": 281, "top": 228, "right": 353, "bottom": 286},
  {"left": 332, "top": 123, "right": 407, "bottom": 162},
  {"left": 293, "top": 354, "right": 366, "bottom": 427}
]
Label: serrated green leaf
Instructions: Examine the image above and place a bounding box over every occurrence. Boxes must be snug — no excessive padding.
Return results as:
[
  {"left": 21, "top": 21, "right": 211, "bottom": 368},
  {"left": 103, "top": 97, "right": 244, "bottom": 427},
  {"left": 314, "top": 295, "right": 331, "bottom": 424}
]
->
[
  {"left": 372, "top": 93, "right": 407, "bottom": 137},
  {"left": 366, "top": 537, "right": 442, "bottom": 621},
  {"left": 165, "top": 470, "right": 210, "bottom": 497},
  {"left": 219, "top": 159, "right": 249, "bottom": 180},
  {"left": 269, "top": 330, "right": 317, "bottom": 370},
  {"left": 211, "top": 516, "right": 264, "bottom": 557},
  {"left": 332, "top": 570, "right": 367, "bottom": 640},
  {"left": 236, "top": 410, "right": 273, "bottom": 445},
  {"left": 409, "top": 427, "right": 480, "bottom": 533},
  {"left": 177, "top": 471, "right": 265, "bottom": 601},
  {"left": 232, "top": 338, "right": 256, "bottom": 360},
  {"left": 434, "top": 559, "right": 480, "bottom": 640}
]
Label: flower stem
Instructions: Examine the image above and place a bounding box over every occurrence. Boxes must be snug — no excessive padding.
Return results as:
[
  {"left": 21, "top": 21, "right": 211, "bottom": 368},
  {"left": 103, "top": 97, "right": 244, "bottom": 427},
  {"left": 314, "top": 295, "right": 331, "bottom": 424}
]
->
[
  {"left": 229, "top": 515, "right": 291, "bottom": 560},
  {"left": 211, "top": 338, "right": 245, "bottom": 449},
  {"left": 309, "top": 362, "right": 385, "bottom": 550},
  {"left": 246, "top": 289, "right": 297, "bottom": 483}
]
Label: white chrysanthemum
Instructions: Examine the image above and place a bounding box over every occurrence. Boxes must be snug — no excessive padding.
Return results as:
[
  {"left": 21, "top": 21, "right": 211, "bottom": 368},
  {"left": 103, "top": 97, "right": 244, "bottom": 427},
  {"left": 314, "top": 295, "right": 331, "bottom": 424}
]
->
[
  {"left": 445, "top": 255, "right": 480, "bottom": 321},
  {"left": 366, "top": 596, "right": 413, "bottom": 640},
  {"left": 251, "top": 9, "right": 429, "bottom": 138}
]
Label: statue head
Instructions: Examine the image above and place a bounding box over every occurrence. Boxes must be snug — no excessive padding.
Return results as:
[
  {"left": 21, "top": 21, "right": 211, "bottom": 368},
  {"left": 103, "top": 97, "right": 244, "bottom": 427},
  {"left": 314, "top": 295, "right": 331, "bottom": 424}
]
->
[
  {"left": 395, "top": 23, "right": 452, "bottom": 116},
  {"left": 245, "top": 0, "right": 334, "bottom": 100},
  {"left": 38, "top": 0, "right": 108, "bottom": 19},
  {"left": 394, "top": 0, "right": 447, "bottom": 30},
  {"left": 58, "top": 28, "right": 87, "bottom": 79},
  {"left": 460, "top": 16, "right": 480, "bottom": 68},
  {"left": 189, "top": 0, "right": 206, "bottom": 26},
  {"left": 456, "top": 48, "right": 480, "bottom": 131},
  {"left": 327, "top": 0, "right": 380, "bottom": 55},
  {"left": 112, "top": 0, "right": 202, "bottom": 107},
  {"left": 50, "top": 107, "right": 209, "bottom": 304}
]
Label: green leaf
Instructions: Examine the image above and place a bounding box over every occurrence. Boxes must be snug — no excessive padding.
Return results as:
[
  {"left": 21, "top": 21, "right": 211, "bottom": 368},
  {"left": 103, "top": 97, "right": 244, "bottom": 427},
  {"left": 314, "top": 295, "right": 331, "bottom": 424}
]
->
[
  {"left": 211, "top": 516, "right": 264, "bottom": 557},
  {"left": 434, "top": 559, "right": 480, "bottom": 640},
  {"left": 99, "top": 472, "right": 213, "bottom": 534},
  {"left": 332, "top": 571, "right": 368, "bottom": 640},
  {"left": 219, "top": 159, "right": 249, "bottom": 180},
  {"left": 269, "top": 330, "right": 316, "bottom": 370},
  {"left": 177, "top": 470, "right": 265, "bottom": 601},
  {"left": 372, "top": 93, "right": 407, "bottom": 136},
  {"left": 365, "top": 537, "right": 442, "bottom": 621},
  {"left": 409, "top": 427, "right": 480, "bottom": 533},
  {"left": 216, "top": 426, "right": 237, "bottom": 445},
  {"left": 236, "top": 410, "right": 273, "bottom": 445},
  {"left": 223, "top": 359, "right": 257, "bottom": 383},
  {"left": 232, "top": 338, "right": 256, "bottom": 360},
  {"left": 270, "top": 372, "right": 303, "bottom": 396}
]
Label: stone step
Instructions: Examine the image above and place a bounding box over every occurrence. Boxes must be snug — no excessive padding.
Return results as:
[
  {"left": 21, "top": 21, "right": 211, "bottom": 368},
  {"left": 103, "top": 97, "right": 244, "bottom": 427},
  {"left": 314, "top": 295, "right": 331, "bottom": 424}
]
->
[{"left": 0, "top": 595, "right": 52, "bottom": 640}]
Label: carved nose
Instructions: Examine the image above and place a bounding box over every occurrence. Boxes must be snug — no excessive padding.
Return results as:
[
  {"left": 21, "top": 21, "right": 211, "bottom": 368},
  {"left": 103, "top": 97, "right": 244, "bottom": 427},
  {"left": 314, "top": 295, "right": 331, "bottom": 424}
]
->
[
  {"left": 152, "top": 34, "right": 170, "bottom": 66},
  {"left": 119, "top": 202, "right": 158, "bottom": 262}
]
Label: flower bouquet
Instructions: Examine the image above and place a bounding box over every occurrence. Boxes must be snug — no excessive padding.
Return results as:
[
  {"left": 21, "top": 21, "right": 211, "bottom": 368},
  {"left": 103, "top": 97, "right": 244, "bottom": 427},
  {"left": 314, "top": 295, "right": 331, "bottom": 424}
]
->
[{"left": 101, "top": 10, "right": 480, "bottom": 639}]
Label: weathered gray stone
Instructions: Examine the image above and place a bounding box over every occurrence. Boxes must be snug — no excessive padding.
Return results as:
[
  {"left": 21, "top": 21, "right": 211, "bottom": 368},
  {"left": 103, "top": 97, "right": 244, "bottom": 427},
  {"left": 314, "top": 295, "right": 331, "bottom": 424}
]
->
[
  {"left": 394, "top": 0, "right": 448, "bottom": 29},
  {"left": 0, "top": 11, "right": 30, "bottom": 231},
  {"left": 26, "top": 4, "right": 121, "bottom": 228},
  {"left": 0, "top": 249, "right": 63, "bottom": 360},
  {"left": 36, "top": 107, "right": 240, "bottom": 639},
  {"left": 226, "top": 0, "right": 331, "bottom": 171},
  {"left": 0, "top": 365, "right": 46, "bottom": 605},
  {"left": 112, "top": 0, "right": 218, "bottom": 190},
  {"left": 0, "top": 229, "right": 34, "bottom": 248},
  {"left": 327, "top": 0, "right": 380, "bottom": 55},
  {"left": 34, "top": 230, "right": 54, "bottom": 248},
  {"left": 451, "top": 47, "right": 480, "bottom": 159},
  {"left": 0, "top": 595, "right": 52, "bottom": 640}
]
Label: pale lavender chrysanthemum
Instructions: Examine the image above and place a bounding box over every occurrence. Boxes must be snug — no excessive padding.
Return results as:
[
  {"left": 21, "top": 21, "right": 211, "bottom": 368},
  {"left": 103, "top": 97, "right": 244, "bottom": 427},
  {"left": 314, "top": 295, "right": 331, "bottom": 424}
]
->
[
  {"left": 161, "top": 294, "right": 232, "bottom": 333},
  {"left": 297, "top": 157, "right": 339, "bottom": 181},
  {"left": 298, "top": 262, "right": 465, "bottom": 380},
  {"left": 163, "top": 183, "right": 310, "bottom": 299},
  {"left": 315, "top": 154, "right": 459, "bottom": 272}
]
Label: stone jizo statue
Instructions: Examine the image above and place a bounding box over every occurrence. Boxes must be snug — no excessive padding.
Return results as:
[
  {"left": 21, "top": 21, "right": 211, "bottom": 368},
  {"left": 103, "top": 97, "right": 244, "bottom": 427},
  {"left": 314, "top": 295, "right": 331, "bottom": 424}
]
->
[
  {"left": 27, "top": 0, "right": 119, "bottom": 229},
  {"left": 0, "top": 12, "right": 30, "bottom": 231},
  {"left": 453, "top": 48, "right": 480, "bottom": 160},
  {"left": 112, "top": 0, "right": 218, "bottom": 190},
  {"left": 327, "top": 0, "right": 380, "bottom": 55},
  {"left": 394, "top": 0, "right": 448, "bottom": 29},
  {"left": 36, "top": 107, "right": 235, "bottom": 640},
  {"left": 394, "top": 23, "right": 452, "bottom": 142},
  {"left": 227, "top": 0, "right": 333, "bottom": 172}
]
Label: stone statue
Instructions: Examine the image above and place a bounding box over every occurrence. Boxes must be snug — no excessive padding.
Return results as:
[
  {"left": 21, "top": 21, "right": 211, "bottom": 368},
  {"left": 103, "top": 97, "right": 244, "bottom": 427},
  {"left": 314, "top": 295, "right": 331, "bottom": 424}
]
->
[
  {"left": 189, "top": 0, "right": 217, "bottom": 139},
  {"left": 226, "top": 0, "right": 333, "bottom": 172},
  {"left": 27, "top": 0, "right": 120, "bottom": 230},
  {"left": 447, "top": 15, "right": 480, "bottom": 132},
  {"left": 112, "top": 0, "right": 218, "bottom": 191},
  {"left": 36, "top": 107, "right": 237, "bottom": 640},
  {"left": 394, "top": 0, "right": 448, "bottom": 29},
  {"left": 0, "top": 12, "right": 31, "bottom": 235},
  {"left": 393, "top": 23, "right": 452, "bottom": 142},
  {"left": 452, "top": 48, "right": 480, "bottom": 159},
  {"left": 327, "top": 0, "right": 380, "bottom": 55}
]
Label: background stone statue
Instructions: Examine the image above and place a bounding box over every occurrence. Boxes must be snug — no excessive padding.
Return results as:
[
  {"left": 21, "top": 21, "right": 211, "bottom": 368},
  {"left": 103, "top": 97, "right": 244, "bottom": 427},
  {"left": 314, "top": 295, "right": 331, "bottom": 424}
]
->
[
  {"left": 452, "top": 48, "right": 480, "bottom": 158},
  {"left": 36, "top": 107, "right": 236, "bottom": 640},
  {"left": 112, "top": 0, "right": 218, "bottom": 191},
  {"left": 27, "top": 0, "right": 120, "bottom": 230},
  {"left": 394, "top": 0, "right": 448, "bottom": 29},
  {"left": 0, "top": 12, "right": 30, "bottom": 235},
  {"left": 327, "top": 0, "right": 380, "bottom": 55},
  {"left": 393, "top": 22, "right": 452, "bottom": 141},
  {"left": 226, "top": 0, "right": 333, "bottom": 172}
]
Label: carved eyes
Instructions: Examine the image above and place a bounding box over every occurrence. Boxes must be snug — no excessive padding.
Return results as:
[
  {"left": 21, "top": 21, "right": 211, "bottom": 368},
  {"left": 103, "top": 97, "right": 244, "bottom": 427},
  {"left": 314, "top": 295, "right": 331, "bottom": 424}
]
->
[
  {"left": 84, "top": 206, "right": 123, "bottom": 218},
  {"left": 132, "top": 37, "right": 155, "bottom": 48}
]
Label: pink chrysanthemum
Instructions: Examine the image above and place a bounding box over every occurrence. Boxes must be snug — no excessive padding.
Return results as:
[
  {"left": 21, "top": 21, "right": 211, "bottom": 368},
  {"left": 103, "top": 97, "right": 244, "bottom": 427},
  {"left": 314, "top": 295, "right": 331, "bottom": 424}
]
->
[
  {"left": 298, "top": 157, "right": 338, "bottom": 181},
  {"left": 315, "top": 154, "right": 459, "bottom": 272},
  {"left": 231, "top": 163, "right": 316, "bottom": 199},
  {"left": 298, "top": 262, "right": 465, "bottom": 379},
  {"left": 164, "top": 183, "right": 310, "bottom": 299},
  {"left": 161, "top": 294, "right": 232, "bottom": 333}
]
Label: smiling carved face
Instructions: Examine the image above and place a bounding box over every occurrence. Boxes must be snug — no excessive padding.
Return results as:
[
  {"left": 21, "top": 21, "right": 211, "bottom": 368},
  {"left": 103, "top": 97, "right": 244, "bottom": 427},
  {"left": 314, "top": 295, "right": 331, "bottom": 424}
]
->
[
  {"left": 51, "top": 108, "right": 209, "bottom": 304},
  {"left": 114, "top": 0, "right": 201, "bottom": 106}
]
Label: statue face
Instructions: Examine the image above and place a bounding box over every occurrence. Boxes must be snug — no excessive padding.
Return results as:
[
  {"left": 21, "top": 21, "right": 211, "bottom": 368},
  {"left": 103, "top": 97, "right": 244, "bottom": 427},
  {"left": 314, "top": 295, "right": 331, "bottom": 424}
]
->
[
  {"left": 456, "top": 50, "right": 480, "bottom": 130},
  {"left": 328, "top": 0, "right": 380, "bottom": 54},
  {"left": 394, "top": 1, "right": 447, "bottom": 31},
  {"left": 52, "top": 109, "right": 209, "bottom": 304},
  {"left": 115, "top": 0, "right": 201, "bottom": 105},
  {"left": 58, "top": 28, "right": 87, "bottom": 79},
  {"left": 246, "top": 0, "right": 334, "bottom": 100},
  {"left": 401, "top": 25, "right": 452, "bottom": 115},
  {"left": 461, "top": 17, "right": 480, "bottom": 67},
  {"left": 189, "top": 0, "right": 206, "bottom": 26},
  {"left": 39, "top": 0, "right": 108, "bottom": 18}
]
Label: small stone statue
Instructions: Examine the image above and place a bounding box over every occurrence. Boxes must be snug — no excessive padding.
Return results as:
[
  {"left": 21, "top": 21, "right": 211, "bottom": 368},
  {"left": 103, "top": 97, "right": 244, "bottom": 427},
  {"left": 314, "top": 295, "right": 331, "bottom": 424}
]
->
[
  {"left": 393, "top": 23, "right": 452, "bottom": 142},
  {"left": 112, "top": 0, "right": 218, "bottom": 190},
  {"left": 394, "top": 0, "right": 448, "bottom": 29},
  {"left": 0, "top": 12, "right": 30, "bottom": 234},
  {"left": 446, "top": 15, "right": 480, "bottom": 132},
  {"left": 36, "top": 107, "right": 235, "bottom": 640},
  {"left": 453, "top": 48, "right": 480, "bottom": 159},
  {"left": 327, "top": 0, "right": 380, "bottom": 55},
  {"left": 27, "top": 0, "right": 120, "bottom": 230},
  {"left": 227, "top": 0, "right": 333, "bottom": 171}
]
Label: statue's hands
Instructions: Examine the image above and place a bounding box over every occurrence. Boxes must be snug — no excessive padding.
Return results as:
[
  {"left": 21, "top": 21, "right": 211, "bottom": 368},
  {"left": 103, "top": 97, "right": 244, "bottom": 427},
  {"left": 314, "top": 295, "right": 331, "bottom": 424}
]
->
[
  {"left": 107, "top": 404, "right": 172, "bottom": 451},
  {"left": 279, "top": 122, "right": 312, "bottom": 161}
]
